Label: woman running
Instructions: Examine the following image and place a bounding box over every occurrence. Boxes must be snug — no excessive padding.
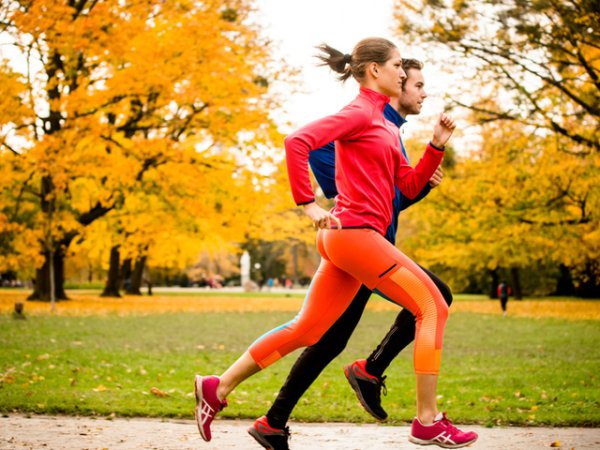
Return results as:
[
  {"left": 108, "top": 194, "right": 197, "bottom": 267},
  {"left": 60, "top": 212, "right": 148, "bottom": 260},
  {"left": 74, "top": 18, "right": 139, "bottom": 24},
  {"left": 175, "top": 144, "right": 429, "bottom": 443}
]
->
[{"left": 195, "top": 37, "right": 477, "bottom": 448}]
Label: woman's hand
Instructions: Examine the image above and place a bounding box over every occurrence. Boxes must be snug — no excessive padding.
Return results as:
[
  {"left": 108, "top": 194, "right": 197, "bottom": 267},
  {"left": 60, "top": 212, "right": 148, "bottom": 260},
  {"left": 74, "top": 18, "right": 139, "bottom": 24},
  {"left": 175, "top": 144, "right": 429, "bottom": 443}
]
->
[
  {"left": 431, "top": 113, "right": 456, "bottom": 148},
  {"left": 303, "top": 202, "right": 342, "bottom": 230}
]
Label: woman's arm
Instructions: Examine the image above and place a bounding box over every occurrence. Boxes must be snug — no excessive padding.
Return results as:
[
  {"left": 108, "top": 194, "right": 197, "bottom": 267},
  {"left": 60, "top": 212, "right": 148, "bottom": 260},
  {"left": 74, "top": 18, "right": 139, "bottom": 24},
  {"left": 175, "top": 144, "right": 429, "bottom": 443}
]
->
[
  {"left": 285, "top": 104, "right": 368, "bottom": 229},
  {"left": 285, "top": 103, "right": 367, "bottom": 205},
  {"left": 394, "top": 113, "right": 455, "bottom": 199}
]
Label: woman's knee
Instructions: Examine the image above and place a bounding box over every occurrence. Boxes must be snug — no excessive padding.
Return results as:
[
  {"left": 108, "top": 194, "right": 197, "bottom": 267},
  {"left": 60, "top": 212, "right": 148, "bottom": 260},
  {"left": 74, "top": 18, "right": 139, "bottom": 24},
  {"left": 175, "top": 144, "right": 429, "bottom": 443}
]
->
[
  {"left": 436, "top": 296, "right": 449, "bottom": 322},
  {"left": 297, "top": 332, "right": 322, "bottom": 349},
  {"left": 419, "top": 292, "right": 449, "bottom": 323}
]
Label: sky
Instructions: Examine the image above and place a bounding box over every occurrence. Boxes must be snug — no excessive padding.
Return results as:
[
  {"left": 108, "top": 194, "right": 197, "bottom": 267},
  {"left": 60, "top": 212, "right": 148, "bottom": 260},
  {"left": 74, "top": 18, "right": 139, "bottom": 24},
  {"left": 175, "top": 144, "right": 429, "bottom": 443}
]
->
[
  {"left": 1, "top": 1, "right": 465, "bottom": 148},
  {"left": 253, "top": 0, "right": 452, "bottom": 139}
]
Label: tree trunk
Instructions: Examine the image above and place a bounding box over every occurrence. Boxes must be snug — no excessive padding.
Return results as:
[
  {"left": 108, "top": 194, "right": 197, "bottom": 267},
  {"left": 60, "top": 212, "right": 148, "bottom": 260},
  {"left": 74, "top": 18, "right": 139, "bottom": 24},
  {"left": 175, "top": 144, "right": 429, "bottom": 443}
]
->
[
  {"left": 555, "top": 264, "right": 575, "bottom": 296},
  {"left": 27, "top": 248, "right": 68, "bottom": 301},
  {"left": 291, "top": 242, "right": 299, "bottom": 285},
  {"left": 575, "top": 259, "right": 600, "bottom": 298},
  {"left": 120, "top": 258, "right": 132, "bottom": 291},
  {"left": 126, "top": 256, "right": 146, "bottom": 295},
  {"left": 101, "top": 246, "right": 121, "bottom": 297},
  {"left": 510, "top": 267, "right": 523, "bottom": 300},
  {"left": 145, "top": 270, "right": 153, "bottom": 296},
  {"left": 489, "top": 268, "right": 499, "bottom": 299}
]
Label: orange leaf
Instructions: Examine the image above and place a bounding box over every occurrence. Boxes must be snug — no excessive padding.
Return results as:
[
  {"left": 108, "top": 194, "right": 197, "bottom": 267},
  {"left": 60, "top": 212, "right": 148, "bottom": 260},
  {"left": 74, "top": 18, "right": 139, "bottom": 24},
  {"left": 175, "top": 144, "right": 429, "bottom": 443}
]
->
[{"left": 150, "top": 387, "right": 168, "bottom": 397}]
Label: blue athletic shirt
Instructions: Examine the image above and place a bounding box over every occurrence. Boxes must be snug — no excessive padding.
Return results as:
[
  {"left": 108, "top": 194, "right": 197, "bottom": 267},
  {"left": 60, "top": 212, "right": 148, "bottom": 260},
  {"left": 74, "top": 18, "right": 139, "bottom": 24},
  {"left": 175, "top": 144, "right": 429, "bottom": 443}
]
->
[{"left": 308, "top": 103, "right": 431, "bottom": 245}]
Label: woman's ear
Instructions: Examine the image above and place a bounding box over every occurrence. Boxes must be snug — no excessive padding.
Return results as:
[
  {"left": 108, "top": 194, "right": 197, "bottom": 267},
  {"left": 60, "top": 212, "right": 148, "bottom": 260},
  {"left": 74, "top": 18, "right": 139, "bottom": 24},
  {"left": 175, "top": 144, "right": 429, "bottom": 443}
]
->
[{"left": 368, "top": 62, "right": 379, "bottom": 78}]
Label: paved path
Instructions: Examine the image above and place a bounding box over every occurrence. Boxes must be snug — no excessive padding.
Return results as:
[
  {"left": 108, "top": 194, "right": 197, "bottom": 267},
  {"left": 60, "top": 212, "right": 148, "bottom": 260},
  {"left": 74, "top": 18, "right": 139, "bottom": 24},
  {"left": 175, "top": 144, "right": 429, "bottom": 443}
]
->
[{"left": 2, "top": 415, "right": 599, "bottom": 449}]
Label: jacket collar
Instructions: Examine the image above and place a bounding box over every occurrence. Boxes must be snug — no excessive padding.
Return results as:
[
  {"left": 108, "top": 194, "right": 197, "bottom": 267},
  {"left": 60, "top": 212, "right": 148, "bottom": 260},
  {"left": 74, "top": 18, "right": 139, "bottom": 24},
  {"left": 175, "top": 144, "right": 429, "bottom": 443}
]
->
[
  {"left": 359, "top": 86, "right": 390, "bottom": 110},
  {"left": 383, "top": 104, "right": 406, "bottom": 128}
]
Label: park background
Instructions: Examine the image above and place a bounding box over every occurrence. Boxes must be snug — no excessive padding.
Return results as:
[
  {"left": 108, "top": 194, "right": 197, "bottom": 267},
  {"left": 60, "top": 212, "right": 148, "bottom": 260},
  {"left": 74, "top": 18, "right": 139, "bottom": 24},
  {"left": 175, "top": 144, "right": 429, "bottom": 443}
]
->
[{"left": 0, "top": 0, "right": 599, "bottom": 435}]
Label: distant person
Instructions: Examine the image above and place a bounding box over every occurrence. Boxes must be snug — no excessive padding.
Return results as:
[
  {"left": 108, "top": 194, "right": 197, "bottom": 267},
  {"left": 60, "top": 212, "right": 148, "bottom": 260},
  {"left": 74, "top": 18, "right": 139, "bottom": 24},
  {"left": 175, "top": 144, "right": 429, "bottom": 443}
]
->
[{"left": 497, "top": 281, "right": 511, "bottom": 316}]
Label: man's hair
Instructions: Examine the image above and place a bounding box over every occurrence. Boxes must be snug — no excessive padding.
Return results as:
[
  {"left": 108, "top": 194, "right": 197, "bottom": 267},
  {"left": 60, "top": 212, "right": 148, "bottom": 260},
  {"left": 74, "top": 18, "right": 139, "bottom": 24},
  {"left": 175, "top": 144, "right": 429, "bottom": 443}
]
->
[{"left": 401, "top": 58, "right": 424, "bottom": 89}]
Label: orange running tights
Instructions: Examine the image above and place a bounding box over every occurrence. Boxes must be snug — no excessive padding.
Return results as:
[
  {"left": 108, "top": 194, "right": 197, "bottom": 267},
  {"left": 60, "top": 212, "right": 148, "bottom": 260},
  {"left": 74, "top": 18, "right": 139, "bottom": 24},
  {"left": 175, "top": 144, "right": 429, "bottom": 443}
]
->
[{"left": 248, "top": 228, "right": 448, "bottom": 374}]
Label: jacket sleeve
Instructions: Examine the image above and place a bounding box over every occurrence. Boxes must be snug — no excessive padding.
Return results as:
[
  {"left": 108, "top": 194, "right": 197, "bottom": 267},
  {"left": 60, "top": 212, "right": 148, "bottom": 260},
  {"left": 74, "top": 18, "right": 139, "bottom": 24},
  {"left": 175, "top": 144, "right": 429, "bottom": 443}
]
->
[
  {"left": 399, "top": 184, "right": 432, "bottom": 211},
  {"left": 394, "top": 143, "right": 444, "bottom": 200},
  {"left": 285, "top": 104, "right": 368, "bottom": 205}
]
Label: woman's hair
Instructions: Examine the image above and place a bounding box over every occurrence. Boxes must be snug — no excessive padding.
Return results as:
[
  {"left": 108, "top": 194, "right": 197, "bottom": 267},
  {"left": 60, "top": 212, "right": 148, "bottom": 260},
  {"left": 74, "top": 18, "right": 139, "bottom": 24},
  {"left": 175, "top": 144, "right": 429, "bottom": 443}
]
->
[{"left": 315, "top": 37, "right": 397, "bottom": 83}]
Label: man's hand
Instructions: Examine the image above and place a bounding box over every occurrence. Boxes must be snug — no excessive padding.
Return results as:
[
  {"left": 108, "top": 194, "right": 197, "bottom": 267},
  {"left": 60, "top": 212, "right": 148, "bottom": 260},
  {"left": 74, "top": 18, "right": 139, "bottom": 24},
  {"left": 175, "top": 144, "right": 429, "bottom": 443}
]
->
[
  {"left": 303, "top": 202, "right": 342, "bottom": 230},
  {"left": 429, "top": 166, "right": 444, "bottom": 188},
  {"left": 431, "top": 113, "right": 456, "bottom": 148}
]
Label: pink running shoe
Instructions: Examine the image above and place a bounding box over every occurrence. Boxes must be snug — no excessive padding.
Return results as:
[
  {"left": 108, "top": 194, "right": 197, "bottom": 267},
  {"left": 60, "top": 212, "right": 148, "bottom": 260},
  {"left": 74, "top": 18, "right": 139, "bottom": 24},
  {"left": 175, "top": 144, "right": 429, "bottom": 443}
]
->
[
  {"left": 409, "top": 412, "right": 478, "bottom": 448},
  {"left": 194, "top": 375, "right": 227, "bottom": 442}
]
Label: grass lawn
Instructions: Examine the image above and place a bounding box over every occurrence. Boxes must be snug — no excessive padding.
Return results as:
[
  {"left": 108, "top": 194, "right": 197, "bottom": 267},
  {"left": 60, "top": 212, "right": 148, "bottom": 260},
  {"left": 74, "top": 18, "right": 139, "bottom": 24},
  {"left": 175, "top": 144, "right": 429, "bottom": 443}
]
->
[{"left": 0, "top": 290, "right": 598, "bottom": 427}]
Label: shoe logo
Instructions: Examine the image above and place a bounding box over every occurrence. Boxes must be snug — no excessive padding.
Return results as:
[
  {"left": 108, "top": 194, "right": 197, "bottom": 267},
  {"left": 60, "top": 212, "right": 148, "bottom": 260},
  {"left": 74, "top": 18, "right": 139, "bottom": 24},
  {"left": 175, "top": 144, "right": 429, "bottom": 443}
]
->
[
  {"left": 200, "top": 400, "right": 215, "bottom": 425},
  {"left": 256, "top": 422, "right": 283, "bottom": 436},
  {"left": 433, "top": 431, "right": 456, "bottom": 445},
  {"left": 352, "top": 364, "right": 377, "bottom": 384}
]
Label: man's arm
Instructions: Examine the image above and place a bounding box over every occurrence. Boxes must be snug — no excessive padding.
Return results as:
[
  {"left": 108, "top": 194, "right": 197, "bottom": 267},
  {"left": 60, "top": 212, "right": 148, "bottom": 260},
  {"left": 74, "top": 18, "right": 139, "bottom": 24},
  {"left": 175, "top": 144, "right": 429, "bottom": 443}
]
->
[{"left": 308, "top": 142, "right": 338, "bottom": 199}]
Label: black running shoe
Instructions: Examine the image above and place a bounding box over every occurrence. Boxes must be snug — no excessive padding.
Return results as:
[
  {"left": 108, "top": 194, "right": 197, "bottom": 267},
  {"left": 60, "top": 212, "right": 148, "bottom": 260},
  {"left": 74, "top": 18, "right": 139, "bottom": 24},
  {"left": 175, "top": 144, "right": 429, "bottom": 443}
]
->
[
  {"left": 248, "top": 416, "right": 291, "bottom": 450},
  {"left": 343, "top": 359, "right": 388, "bottom": 421}
]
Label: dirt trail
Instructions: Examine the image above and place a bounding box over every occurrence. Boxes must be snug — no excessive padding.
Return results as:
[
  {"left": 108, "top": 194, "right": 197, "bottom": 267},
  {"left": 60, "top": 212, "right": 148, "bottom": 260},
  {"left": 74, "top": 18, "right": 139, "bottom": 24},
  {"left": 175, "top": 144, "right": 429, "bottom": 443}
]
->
[{"left": 2, "top": 414, "right": 599, "bottom": 450}]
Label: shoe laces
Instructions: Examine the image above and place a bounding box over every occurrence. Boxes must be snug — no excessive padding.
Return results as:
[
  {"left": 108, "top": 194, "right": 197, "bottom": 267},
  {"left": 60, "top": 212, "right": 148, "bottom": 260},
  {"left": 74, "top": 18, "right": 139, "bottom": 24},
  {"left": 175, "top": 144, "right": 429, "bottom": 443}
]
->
[
  {"left": 376, "top": 375, "right": 387, "bottom": 398},
  {"left": 438, "top": 412, "right": 460, "bottom": 435}
]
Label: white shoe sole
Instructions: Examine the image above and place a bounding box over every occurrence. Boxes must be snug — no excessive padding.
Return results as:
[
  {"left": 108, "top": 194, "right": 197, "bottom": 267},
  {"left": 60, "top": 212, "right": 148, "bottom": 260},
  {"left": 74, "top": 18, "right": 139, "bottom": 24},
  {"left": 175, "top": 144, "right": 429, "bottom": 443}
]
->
[
  {"left": 409, "top": 434, "right": 478, "bottom": 448},
  {"left": 194, "top": 375, "right": 210, "bottom": 442}
]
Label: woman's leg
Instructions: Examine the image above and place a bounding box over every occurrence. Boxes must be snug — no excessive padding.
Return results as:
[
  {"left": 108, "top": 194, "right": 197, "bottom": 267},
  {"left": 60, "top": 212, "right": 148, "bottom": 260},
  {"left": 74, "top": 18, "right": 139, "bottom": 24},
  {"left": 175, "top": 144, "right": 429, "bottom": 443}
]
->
[
  {"left": 365, "top": 266, "right": 453, "bottom": 378},
  {"left": 218, "top": 258, "right": 362, "bottom": 398},
  {"left": 375, "top": 265, "right": 448, "bottom": 424},
  {"left": 196, "top": 256, "right": 362, "bottom": 442},
  {"left": 319, "top": 229, "right": 448, "bottom": 424}
]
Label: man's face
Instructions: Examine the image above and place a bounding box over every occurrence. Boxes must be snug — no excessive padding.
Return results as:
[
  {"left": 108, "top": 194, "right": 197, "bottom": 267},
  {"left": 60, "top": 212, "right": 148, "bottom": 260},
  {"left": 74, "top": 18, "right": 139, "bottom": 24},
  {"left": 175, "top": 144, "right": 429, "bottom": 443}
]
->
[{"left": 399, "top": 68, "right": 427, "bottom": 115}]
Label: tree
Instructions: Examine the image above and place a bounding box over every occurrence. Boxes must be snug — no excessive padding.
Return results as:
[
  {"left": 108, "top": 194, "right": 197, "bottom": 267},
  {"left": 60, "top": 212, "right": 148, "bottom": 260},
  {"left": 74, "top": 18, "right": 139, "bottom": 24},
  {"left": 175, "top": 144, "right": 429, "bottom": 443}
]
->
[
  {"left": 394, "top": 0, "right": 599, "bottom": 296},
  {"left": 242, "top": 158, "right": 322, "bottom": 285},
  {"left": 395, "top": 0, "right": 600, "bottom": 153},
  {"left": 0, "top": 0, "right": 281, "bottom": 300},
  {"left": 397, "top": 122, "right": 599, "bottom": 297}
]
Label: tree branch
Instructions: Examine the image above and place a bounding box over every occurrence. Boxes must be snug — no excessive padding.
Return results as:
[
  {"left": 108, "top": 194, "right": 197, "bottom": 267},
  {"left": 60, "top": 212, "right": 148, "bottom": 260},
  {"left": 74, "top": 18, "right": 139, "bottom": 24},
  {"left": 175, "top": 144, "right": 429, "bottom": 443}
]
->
[
  {"left": 0, "top": 140, "right": 21, "bottom": 155},
  {"left": 463, "top": 42, "right": 600, "bottom": 117}
]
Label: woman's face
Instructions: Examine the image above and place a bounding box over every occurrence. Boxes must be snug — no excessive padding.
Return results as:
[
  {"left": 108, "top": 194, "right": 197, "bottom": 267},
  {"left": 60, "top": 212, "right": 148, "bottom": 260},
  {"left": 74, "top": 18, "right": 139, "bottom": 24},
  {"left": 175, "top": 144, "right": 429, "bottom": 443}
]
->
[{"left": 376, "top": 48, "right": 406, "bottom": 97}]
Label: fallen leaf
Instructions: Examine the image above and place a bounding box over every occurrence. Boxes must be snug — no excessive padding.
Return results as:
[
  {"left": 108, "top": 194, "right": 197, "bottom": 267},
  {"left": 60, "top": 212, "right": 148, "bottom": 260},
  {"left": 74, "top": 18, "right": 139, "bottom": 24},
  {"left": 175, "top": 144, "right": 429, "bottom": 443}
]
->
[
  {"left": 550, "top": 441, "right": 561, "bottom": 447},
  {"left": 150, "top": 387, "right": 168, "bottom": 397}
]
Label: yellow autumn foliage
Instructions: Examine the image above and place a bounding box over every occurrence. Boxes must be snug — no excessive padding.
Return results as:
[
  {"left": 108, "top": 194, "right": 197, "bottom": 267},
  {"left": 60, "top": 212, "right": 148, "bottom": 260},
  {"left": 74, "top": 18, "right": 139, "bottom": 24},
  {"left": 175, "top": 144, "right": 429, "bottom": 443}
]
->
[
  {"left": 1, "top": 291, "right": 598, "bottom": 321},
  {"left": 0, "top": 0, "right": 291, "bottom": 292}
]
